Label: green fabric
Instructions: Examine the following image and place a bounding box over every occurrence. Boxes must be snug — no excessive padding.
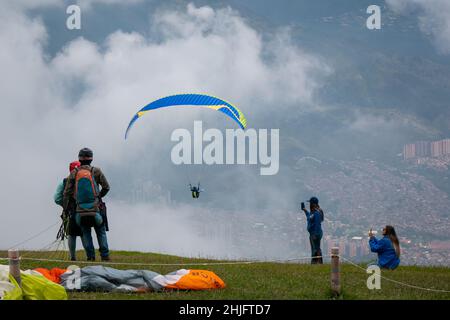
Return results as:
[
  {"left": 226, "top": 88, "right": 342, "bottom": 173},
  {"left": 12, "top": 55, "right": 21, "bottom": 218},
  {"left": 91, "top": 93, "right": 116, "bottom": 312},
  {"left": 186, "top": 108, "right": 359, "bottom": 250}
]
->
[
  {"left": 21, "top": 273, "right": 67, "bottom": 300},
  {"left": 3, "top": 275, "right": 23, "bottom": 300}
]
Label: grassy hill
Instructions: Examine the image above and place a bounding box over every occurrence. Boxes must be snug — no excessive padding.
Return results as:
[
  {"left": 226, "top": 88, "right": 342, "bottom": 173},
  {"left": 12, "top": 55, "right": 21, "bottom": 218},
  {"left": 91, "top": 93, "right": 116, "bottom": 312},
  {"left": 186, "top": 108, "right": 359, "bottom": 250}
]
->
[{"left": 1, "top": 250, "right": 449, "bottom": 300}]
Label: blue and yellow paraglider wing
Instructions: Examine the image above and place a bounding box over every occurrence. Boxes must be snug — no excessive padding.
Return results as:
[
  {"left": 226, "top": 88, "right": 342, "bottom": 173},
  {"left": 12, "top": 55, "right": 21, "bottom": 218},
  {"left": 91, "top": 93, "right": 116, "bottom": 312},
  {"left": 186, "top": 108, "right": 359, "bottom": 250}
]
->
[{"left": 125, "top": 94, "right": 247, "bottom": 139}]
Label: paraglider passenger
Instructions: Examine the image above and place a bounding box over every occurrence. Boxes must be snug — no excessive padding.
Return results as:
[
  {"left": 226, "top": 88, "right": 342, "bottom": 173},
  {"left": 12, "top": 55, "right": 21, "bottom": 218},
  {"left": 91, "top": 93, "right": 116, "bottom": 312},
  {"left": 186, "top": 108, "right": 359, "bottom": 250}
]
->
[
  {"left": 54, "top": 161, "right": 82, "bottom": 261},
  {"left": 369, "top": 225, "right": 400, "bottom": 270},
  {"left": 63, "top": 148, "right": 111, "bottom": 261},
  {"left": 301, "top": 197, "right": 324, "bottom": 264}
]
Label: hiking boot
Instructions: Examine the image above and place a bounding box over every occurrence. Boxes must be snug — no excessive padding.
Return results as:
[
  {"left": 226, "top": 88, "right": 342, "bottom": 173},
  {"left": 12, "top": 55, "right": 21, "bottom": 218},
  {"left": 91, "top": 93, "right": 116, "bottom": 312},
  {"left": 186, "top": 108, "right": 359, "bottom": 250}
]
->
[{"left": 101, "top": 256, "right": 111, "bottom": 262}]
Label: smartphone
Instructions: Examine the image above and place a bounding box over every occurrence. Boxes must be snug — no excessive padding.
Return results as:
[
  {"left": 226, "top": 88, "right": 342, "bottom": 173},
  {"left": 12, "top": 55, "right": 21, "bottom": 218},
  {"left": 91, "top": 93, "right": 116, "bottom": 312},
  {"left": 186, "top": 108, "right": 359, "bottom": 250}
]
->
[{"left": 301, "top": 202, "right": 305, "bottom": 210}]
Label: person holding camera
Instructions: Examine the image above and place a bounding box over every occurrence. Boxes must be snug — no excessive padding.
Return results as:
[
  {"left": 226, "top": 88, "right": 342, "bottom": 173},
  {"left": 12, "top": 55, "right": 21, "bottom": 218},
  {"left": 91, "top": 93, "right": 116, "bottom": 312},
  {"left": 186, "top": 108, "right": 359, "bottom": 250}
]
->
[
  {"left": 301, "top": 197, "right": 324, "bottom": 264},
  {"left": 368, "top": 225, "right": 400, "bottom": 270}
]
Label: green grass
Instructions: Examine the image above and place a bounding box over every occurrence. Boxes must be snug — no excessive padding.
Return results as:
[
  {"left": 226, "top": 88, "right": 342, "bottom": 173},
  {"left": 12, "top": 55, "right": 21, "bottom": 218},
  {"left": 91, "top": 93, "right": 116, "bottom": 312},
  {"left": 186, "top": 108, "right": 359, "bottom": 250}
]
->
[{"left": 1, "top": 250, "right": 449, "bottom": 300}]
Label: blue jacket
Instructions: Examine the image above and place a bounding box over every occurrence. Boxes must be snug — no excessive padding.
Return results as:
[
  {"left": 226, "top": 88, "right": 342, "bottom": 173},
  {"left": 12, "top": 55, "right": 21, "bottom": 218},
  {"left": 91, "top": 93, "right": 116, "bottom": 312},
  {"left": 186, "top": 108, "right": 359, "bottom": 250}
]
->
[
  {"left": 54, "top": 180, "right": 65, "bottom": 207},
  {"left": 369, "top": 236, "right": 400, "bottom": 270},
  {"left": 304, "top": 209, "right": 323, "bottom": 236}
]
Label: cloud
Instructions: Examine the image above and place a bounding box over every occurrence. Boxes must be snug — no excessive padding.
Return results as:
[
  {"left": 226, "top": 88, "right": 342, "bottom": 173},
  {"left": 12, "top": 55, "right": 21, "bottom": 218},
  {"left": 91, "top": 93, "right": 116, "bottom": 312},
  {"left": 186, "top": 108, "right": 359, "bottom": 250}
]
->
[
  {"left": 0, "top": 3, "right": 327, "bottom": 258},
  {"left": 345, "top": 112, "right": 398, "bottom": 132},
  {"left": 4, "top": 0, "right": 63, "bottom": 10},
  {"left": 107, "top": 201, "right": 233, "bottom": 258},
  {"left": 386, "top": 0, "right": 450, "bottom": 54},
  {"left": 4, "top": 0, "right": 143, "bottom": 10},
  {"left": 75, "top": 0, "right": 144, "bottom": 10}
]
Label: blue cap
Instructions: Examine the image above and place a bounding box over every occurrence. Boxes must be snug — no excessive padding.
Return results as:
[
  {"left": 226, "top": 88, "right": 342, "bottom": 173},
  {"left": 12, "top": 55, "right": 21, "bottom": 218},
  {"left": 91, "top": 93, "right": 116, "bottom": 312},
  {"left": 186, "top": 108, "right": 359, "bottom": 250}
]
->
[{"left": 307, "top": 197, "right": 319, "bottom": 205}]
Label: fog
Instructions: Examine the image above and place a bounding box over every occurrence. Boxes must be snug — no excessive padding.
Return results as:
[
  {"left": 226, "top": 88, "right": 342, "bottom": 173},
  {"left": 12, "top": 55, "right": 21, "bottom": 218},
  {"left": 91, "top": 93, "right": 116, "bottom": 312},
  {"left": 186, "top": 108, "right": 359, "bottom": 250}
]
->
[
  {"left": 0, "top": 1, "right": 328, "bottom": 259},
  {"left": 1, "top": 1, "right": 449, "bottom": 262}
]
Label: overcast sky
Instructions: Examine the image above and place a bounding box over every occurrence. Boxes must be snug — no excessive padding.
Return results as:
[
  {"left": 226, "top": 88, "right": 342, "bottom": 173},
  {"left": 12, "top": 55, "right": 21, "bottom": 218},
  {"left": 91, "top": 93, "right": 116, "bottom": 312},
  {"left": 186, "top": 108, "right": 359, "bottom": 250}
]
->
[{"left": 1, "top": 0, "right": 449, "bottom": 259}]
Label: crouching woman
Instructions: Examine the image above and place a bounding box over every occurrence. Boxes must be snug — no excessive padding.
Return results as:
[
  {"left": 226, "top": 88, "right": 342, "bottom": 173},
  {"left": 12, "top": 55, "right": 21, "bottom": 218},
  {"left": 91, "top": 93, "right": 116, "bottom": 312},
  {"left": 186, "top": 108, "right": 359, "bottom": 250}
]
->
[{"left": 369, "top": 225, "right": 400, "bottom": 270}]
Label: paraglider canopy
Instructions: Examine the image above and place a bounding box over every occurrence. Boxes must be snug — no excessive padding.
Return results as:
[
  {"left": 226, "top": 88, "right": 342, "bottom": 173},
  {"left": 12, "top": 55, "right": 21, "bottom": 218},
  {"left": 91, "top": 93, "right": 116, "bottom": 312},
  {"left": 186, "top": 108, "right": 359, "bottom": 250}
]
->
[{"left": 124, "top": 93, "right": 247, "bottom": 139}]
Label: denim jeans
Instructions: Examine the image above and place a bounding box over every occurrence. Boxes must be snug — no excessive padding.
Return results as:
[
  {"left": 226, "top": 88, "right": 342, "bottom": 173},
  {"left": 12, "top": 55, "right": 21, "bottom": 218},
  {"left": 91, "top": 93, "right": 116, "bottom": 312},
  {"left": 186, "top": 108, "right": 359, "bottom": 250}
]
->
[
  {"left": 75, "top": 212, "right": 109, "bottom": 259},
  {"left": 309, "top": 233, "right": 323, "bottom": 264},
  {"left": 67, "top": 235, "right": 77, "bottom": 260}
]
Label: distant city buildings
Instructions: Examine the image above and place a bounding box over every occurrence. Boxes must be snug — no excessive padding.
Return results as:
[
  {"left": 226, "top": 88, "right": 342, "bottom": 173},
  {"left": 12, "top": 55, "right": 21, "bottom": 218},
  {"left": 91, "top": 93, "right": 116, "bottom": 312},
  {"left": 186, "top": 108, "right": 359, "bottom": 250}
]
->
[
  {"left": 403, "top": 139, "right": 450, "bottom": 160},
  {"left": 323, "top": 236, "right": 370, "bottom": 260},
  {"left": 432, "top": 139, "right": 450, "bottom": 157}
]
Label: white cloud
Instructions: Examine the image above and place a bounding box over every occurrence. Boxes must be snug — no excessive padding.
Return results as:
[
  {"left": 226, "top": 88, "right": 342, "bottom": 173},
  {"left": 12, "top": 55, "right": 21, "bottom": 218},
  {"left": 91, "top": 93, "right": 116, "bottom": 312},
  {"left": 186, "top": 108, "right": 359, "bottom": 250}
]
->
[
  {"left": 386, "top": 0, "right": 450, "bottom": 54},
  {"left": 0, "top": 3, "right": 327, "bottom": 258},
  {"left": 186, "top": 2, "right": 215, "bottom": 20},
  {"left": 107, "top": 201, "right": 233, "bottom": 258},
  {"left": 3, "top": 0, "right": 143, "bottom": 10},
  {"left": 75, "top": 0, "right": 144, "bottom": 10},
  {"left": 3, "top": 0, "right": 63, "bottom": 10}
]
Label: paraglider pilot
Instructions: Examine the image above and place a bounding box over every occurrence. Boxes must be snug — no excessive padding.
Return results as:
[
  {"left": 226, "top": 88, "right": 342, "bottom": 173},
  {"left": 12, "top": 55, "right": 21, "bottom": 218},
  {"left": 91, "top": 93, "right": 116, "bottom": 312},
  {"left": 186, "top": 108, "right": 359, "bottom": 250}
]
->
[{"left": 189, "top": 183, "right": 202, "bottom": 199}]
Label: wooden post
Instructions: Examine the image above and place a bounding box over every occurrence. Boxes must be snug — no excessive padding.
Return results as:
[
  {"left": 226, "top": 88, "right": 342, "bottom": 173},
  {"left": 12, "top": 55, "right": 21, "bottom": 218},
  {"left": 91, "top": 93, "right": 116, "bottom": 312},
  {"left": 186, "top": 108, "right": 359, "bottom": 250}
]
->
[
  {"left": 331, "top": 247, "right": 340, "bottom": 296},
  {"left": 8, "top": 249, "right": 21, "bottom": 287}
]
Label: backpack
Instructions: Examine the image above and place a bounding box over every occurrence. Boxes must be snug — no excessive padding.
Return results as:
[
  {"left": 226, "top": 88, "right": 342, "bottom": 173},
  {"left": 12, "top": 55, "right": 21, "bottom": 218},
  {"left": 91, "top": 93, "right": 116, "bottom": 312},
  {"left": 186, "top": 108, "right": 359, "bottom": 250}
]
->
[{"left": 74, "top": 167, "right": 99, "bottom": 212}]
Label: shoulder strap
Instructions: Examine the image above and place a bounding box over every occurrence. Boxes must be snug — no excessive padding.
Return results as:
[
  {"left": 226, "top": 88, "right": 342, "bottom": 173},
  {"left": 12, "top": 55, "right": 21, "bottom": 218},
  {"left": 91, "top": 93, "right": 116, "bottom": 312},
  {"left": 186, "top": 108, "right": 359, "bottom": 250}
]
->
[
  {"left": 90, "top": 166, "right": 99, "bottom": 182},
  {"left": 73, "top": 167, "right": 80, "bottom": 199},
  {"left": 90, "top": 166, "right": 99, "bottom": 197}
]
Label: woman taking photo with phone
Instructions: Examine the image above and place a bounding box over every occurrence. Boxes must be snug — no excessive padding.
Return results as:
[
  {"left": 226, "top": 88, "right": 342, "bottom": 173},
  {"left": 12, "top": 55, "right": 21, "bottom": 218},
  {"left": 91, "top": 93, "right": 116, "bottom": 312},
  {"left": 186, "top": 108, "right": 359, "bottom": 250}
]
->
[
  {"left": 369, "top": 225, "right": 401, "bottom": 270},
  {"left": 301, "top": 197, "right": 324, "bottom": 264}
]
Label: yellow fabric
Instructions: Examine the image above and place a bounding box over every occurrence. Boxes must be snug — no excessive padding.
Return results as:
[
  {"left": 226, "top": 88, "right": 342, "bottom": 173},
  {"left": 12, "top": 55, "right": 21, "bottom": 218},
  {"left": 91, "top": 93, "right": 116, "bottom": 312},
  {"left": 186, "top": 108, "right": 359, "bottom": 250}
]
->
[
  {"left": 165, "top": 270, "right": 226, "bottom": 290},
  {"left": 21, "top": 273, "right": 67, "bottom": 300},
  {"left": 206, "top": 105, "right": 226, "bottom": 111},
  {"left": 3, "top": 275, "right": 23, "bottom": 300}
]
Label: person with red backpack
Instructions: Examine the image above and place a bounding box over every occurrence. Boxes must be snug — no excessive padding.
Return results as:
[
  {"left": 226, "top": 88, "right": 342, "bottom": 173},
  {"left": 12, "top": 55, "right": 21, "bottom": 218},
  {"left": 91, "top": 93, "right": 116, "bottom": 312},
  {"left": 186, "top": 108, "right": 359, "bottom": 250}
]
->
[{"left": 63, "top": 148, "right": 111, "bottom": 261}]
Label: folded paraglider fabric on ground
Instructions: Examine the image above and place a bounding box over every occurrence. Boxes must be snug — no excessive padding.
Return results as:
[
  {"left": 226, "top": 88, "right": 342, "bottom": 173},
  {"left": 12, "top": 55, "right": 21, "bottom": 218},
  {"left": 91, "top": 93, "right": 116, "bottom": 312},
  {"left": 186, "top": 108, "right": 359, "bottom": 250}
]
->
[
  {"left": 1, "top": 264, "right": 225, "bottom": 297},
  {"left": 20, "top": 272, "right": 68, "bottom": 300},
  {"left": 56, "top": 266, "right": 226, "bottom": 293},
  {"left": 0, "top": 265, "right": 20, "bottom": 300},
  {"left": 34, "top": 268, "right": 70, "bottom": 284},
  {"left": 0, "top": 265, "right": 68, "bottom": 300},
  {"left": 159, "top": 269, "right": 226, "bottom": 290},
  {"left": 60, "top": 266, "right": 163, "bottom": 293}
]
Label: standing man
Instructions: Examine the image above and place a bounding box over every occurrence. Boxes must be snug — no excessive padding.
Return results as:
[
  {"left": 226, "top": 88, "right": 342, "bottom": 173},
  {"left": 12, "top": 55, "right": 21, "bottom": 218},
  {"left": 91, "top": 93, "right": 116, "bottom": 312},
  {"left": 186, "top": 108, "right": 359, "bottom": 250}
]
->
[
  {"left": 301, "top": 197, "right": 324, "bottom": 264},
  {"left": 63, "top": 147, "right": 111, "bottom": 261}
]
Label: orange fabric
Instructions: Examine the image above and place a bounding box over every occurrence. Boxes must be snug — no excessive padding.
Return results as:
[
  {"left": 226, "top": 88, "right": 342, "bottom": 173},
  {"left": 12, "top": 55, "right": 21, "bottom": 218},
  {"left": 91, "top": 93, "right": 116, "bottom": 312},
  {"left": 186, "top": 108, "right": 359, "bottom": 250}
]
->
[
  {"left": 165, "top": 270, "right": 226, "bottom": 290},
  {"left": 33, "top": 268, "right": 68, "bottom": 284}
]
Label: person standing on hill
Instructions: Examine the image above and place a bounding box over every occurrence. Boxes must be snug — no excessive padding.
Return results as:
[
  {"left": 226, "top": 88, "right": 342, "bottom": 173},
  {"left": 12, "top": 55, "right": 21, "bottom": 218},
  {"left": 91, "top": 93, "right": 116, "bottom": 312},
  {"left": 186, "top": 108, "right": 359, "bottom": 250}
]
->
[
  {"left": 54, "top": 160, "right": 82, "bottom": 261},
  {"left": 301, "top": 197, "right": 324, "bottom": 264},
  {"left": 369, "top": 225, "right": 400, "bottom": 270},
  {"left": 63, "top": 147, "right": 111, "bottom": 261}
]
